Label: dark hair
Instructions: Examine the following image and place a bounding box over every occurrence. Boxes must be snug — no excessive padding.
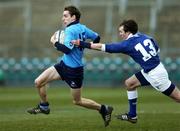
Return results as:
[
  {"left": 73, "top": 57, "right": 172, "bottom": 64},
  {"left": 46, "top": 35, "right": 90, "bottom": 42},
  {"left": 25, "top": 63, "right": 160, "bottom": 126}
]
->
[
  {"left": 119, "top": 19, "right": 138, "bottom": 34},
  {"left": 64, "top": 5, "right": 81, "bottom": 21}
]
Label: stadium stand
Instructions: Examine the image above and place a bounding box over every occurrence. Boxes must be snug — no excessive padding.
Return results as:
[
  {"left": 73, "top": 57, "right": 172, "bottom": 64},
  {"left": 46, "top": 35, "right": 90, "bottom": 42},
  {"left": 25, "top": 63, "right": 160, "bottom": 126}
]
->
[
  {"left": 0, "top": 57, "right": 179, "bottom": 87},
  {"left": 0, "top": 0, "right": 179, "bottom": 86}
]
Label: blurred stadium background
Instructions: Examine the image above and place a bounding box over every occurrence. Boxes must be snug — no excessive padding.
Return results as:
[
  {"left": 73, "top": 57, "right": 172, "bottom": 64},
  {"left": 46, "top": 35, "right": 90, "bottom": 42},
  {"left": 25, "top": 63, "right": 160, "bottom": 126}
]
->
[{"left": 0, "top": 0, "right": 179, "bottom": 87}]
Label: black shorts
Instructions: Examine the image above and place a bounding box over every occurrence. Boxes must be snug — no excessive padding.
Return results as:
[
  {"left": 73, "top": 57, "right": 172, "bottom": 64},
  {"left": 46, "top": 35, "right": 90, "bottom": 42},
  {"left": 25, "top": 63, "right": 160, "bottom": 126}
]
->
[{"left": 54, "top": 61, "right": 84, "bottom": 89}]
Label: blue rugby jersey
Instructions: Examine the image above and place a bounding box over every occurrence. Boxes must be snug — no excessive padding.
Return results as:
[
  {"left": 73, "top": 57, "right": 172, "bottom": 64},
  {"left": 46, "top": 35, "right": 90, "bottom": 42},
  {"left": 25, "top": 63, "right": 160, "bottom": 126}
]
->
[
  {"left": 105, "top": 33, "right": 160, "bottom": 73},
  {"left": 61, "top": 21, "right": 99, "bottom": 68}
]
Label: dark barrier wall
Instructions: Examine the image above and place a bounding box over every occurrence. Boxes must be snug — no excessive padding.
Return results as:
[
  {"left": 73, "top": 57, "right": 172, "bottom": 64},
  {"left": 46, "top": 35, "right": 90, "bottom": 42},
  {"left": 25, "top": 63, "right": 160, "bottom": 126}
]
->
[{"left": 0, "top": 57, "right": 179, "bottom": 87}]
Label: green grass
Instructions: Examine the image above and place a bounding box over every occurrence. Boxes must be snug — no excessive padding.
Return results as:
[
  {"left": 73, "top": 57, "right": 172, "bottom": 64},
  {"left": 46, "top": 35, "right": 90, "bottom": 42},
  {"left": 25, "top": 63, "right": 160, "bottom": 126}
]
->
[{"left": 0, "top": 86, "right": 180, "bottom": 131}]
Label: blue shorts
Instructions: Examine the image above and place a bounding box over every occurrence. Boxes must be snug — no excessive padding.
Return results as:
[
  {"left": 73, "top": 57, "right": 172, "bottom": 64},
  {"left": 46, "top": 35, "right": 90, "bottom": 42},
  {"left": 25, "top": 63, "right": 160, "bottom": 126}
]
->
[
  {"left": 54, "top": 61, "right": 84, "bottom": 89},
  {"left": 135, "top": 71, "right": 150, "bottom": 86}
]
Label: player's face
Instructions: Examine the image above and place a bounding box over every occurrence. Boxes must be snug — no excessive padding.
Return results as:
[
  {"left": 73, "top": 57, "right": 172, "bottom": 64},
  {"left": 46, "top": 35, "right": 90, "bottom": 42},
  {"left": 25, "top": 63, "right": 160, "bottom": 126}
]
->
[
  {"left": 118, "top": 26, "right": 130, "bottom": 40},
  {"left": 62, "top": 10, "right": 76, "bottom": 27}
]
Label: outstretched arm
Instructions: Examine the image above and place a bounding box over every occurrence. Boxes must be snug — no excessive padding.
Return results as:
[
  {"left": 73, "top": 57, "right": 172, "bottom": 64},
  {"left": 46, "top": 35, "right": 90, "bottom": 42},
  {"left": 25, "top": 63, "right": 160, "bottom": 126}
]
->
[
  {"left": 71, "top": 40, "right": 106, "bottom": 51},
  {"left": 71, "top": 40, "right": 125, "bottom": 53}
]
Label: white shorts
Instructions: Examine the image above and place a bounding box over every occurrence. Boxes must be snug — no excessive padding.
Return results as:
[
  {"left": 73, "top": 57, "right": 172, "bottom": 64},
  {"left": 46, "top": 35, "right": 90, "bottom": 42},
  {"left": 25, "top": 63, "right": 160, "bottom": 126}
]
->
[{"left": 141, "top": 62, "right": 171, "bottom": 92}]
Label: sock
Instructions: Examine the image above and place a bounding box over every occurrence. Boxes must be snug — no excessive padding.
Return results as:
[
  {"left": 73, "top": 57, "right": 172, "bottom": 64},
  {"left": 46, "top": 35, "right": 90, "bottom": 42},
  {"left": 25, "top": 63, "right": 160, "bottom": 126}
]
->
[
  {"left": 127, "top": 90, "right": 137, "bottom": 117},
  {"left": 39, "top": 102, "right": 49, "bottom": 110}
]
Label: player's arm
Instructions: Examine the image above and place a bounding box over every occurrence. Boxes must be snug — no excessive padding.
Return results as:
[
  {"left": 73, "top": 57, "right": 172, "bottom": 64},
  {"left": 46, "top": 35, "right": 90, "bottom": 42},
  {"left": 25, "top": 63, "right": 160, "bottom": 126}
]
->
[
  {"left": 71, "top": 40, "right": 124, "bottom": 53},
  {"left": 71, "top": 40, "right": 104, "bottom": 51},
  {"left": 50, "top": 31, "right": 71, "bottom": 54},
  {"left": 84, "top": 27, "right": 101, "bottom": 43},
  {"left": 54, "top": 42, "right": 71, "bottom": 54}
]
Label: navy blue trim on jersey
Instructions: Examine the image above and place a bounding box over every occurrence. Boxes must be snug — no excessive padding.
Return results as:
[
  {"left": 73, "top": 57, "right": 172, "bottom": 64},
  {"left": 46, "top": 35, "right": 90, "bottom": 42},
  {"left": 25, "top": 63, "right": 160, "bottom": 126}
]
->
[
  {"left": 54, "top": 61, "right": 83, "bottom": 89},
  {"left": 54, "top": 42, "right": 71, "bottom": 54},
  {"left": 93, "top": 36, "right": 100, "bottom": 43},
  {"left": 162, "top": 83, "right": 175, "bottom": 96},
  {"left": 67, "top": 21, "right": 79, "bottom": 27},
  {"left": 135, "top": 71, "right": 150, "bottom": 86}
]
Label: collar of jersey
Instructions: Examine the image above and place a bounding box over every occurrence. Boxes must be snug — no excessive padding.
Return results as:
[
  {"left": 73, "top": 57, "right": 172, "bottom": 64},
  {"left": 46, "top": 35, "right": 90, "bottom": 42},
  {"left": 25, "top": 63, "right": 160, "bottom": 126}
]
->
[
  {"left": 67, "top": 21, "right": 79, "bottom": 27},
  {"left": 126, "top": 33, "right": 133, "bottom": 40},
  {"left": 126, "top": 32, "right": 141, "bottom": 40}
]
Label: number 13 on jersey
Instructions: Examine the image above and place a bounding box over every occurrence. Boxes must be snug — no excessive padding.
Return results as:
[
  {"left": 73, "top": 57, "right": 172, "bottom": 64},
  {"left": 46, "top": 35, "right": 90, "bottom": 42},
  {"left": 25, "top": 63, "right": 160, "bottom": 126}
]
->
[{"left": 135, "top": 39, "right": 157, "bottom": 62}]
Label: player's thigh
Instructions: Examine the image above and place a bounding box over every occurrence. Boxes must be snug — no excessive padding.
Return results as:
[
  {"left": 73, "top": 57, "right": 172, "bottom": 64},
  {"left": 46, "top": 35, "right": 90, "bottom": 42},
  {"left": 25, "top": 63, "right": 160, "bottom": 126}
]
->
[
  {"left": 70, "top": 88, "right": 82, "bottom": 102},
  {"left": 36, "top": 66, "right": 61, "bottom": 83},
  {"left": 125, "top": 74, "right": 141, "bottom": 90},
  {"left": 169, "top": 86, "right": 180, "bottom": 102}
]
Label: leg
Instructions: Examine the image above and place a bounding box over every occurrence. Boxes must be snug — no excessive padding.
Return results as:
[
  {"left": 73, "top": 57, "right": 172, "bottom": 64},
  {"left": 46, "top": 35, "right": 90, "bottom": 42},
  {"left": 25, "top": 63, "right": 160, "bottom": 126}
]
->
[
  {"left": 70, "top": 88, "right": 101, "bottom": 110},
  {"left": 116, "top": 71, "right": 150, "bottom": 123},
  {"left": 70, "top": 88, "right": 113, "bottom": 127},
  {"left": 35, "top": 66, "right": 61, "bottom": 103},
  {"left": 27, "top": 66, "right": 61, "bottom": 114},
  {"left": 169, "top": 86, "right": 180, "bottom": 102},
  {"left": 125, "top": 74, "right": 141, "bottom": 91},
  {"left": 61, "top": 62, "right": 113, "bottom": 127},
  {"left": 162, "top": 83, "right": 180, "bottom": 103},
  {"left": 125, "top": 74, "right": 141, "bottom": 118},
  {"left": 116, "top": 74, "right": 140, "bottom": 123}
]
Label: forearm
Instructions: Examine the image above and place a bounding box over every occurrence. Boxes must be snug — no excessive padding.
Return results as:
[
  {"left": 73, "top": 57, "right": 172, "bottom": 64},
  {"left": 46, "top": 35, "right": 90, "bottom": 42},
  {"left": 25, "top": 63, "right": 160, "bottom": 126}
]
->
[
  {"left": 90, "top": 43, "right": 105, "bottom": 51},
  {"left": 54, "top": 42, "right": 71, "bottom": 54},
  {"left": 78, "top": 41, "right": 105, "bottom": 51},
  {"left": 50, "top": 31, "right": 71, "bottom": 54}
]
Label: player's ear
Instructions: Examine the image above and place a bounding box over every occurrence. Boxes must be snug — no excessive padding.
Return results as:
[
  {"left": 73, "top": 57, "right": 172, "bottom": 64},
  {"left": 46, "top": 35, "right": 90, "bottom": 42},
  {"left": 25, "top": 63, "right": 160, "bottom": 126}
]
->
[{"left": 72, "top": 15, "right": 76, "bottom": 21}]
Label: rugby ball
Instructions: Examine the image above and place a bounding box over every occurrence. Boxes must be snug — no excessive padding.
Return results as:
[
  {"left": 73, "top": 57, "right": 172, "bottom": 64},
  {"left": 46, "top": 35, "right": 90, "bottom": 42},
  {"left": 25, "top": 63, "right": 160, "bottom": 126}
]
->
[{"left": 55, "top": 30, "right": 65, "bottom": 44}]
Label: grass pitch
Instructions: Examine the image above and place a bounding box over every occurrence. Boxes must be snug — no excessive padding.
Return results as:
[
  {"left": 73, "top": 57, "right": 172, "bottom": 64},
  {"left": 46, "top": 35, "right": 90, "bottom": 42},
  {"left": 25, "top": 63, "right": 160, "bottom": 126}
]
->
[{"left": 0, "top": 86, "right": 180, "bottom": 131}]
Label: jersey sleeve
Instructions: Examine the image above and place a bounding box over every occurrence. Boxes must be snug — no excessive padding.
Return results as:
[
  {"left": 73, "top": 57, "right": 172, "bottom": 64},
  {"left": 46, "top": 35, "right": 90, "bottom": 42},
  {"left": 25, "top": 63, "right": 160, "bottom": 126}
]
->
[
  {"left": 105, "top": 41, "right": 127, "bottom": 53},
  {"left": 84, "top": 27, "right": 100, "bottom": 41}
]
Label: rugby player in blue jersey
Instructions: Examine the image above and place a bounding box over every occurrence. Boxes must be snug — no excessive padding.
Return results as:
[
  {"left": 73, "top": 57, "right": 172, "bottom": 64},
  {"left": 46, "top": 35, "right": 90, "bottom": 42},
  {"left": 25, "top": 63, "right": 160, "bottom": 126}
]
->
[
  {"left": 27, "top": 5, "right": 113, "bottom": 127},
  {"left": 71, "top": 19, "right": 180, "bottom": 123}
]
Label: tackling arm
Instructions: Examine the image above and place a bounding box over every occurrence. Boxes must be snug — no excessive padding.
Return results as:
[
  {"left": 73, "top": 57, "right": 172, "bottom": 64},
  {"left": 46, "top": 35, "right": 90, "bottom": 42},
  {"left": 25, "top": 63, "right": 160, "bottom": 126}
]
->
[
  {"left": 71, "top": 40, "right": 125, "bottom": 53},
  {"left": 71, "top": 40, "right": 105, "bottom": 51}
]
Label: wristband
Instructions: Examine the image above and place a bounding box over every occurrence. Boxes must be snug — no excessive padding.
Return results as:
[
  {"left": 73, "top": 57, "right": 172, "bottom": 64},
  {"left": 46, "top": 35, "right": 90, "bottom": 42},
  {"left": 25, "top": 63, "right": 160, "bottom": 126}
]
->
[{"left": 80, "top": 41, "right": 91, "bottom": 49}]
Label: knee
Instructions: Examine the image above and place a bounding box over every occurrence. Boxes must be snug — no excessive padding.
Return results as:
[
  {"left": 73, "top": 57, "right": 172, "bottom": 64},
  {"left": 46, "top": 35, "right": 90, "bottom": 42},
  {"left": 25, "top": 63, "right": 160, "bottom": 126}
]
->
[
  {"left": 125, "top": 80, "right": 132, "bottom": 90},
  {"left": 125, "top": 79, "right": 130, "bottom": 88},
  {"left": 125, "top": 79, "right": 136, "bottom": 91},
  {"left": 34, "top": 78, "right": 41, "bottom": 88}
]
